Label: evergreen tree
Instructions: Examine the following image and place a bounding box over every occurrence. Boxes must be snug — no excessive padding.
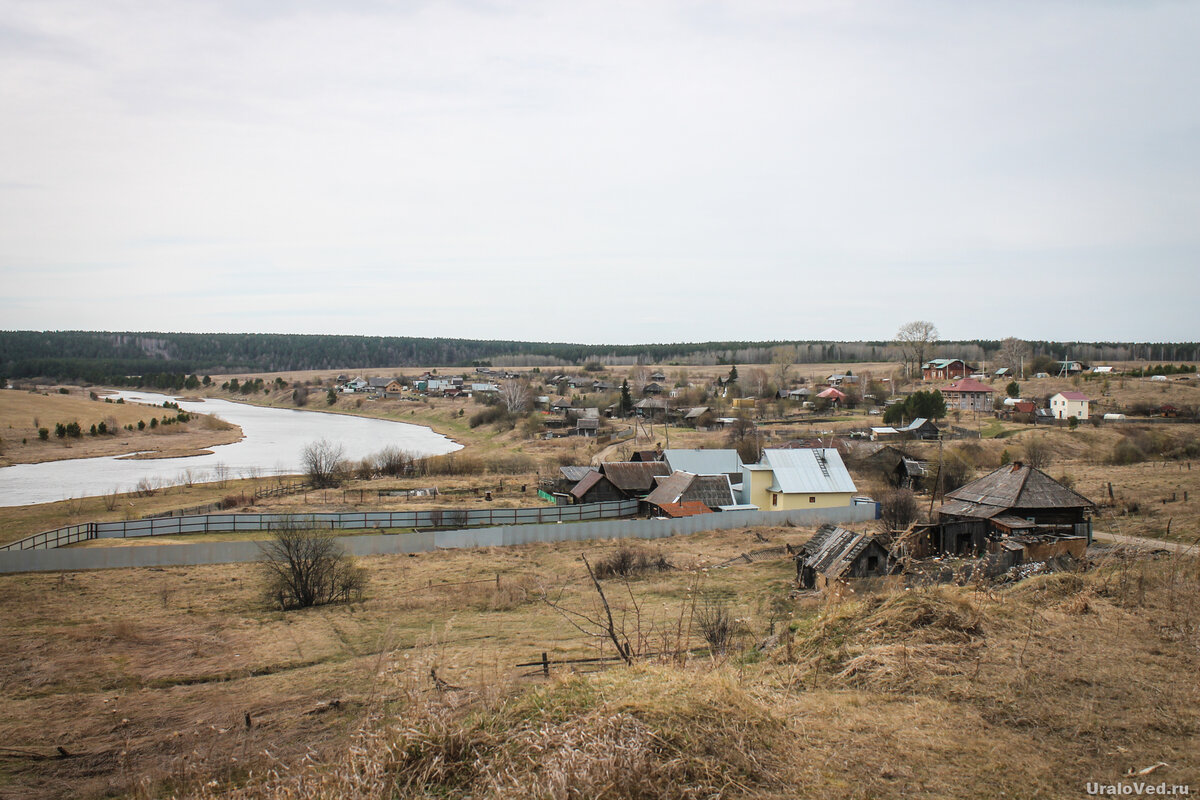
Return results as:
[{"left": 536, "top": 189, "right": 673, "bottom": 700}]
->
[{"left": 620, "top": 379, "right": 633, "bottom": 415}]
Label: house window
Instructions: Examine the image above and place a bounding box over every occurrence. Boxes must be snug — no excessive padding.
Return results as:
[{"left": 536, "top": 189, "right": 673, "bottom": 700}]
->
[
  {"left": 867, "top": 555, "right": 879, "bottom": 571},
  {"left": 809, "top": 496, "right": 816, "bottom": 503},
  {"left": 771, "top": 494, "right": 777, "bottom": 507}
]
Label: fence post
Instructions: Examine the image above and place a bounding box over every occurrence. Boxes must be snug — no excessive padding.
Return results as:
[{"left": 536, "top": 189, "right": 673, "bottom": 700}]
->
[{"left": 541, "top": 652, "right": 550, "bottom": 678}]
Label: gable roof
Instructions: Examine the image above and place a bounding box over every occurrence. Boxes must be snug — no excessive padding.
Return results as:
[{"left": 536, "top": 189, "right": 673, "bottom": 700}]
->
[
  {"left": 761, "top": 448, "right": 857, "bottom": 494},
  {"left": 816, "top": 387, "right": 846, "bottom": 399},
  {"left": 1053, "top": 391, "right": 1089, "bottom": 401},
  {"left": 560, "top": 465, "right": 598, "bottom": 483},
  {"left": 799, "top": 524, "right": 885, "bottom": 580},
  {"left": 923, "top": 358, "right": 969, "bottom": 369},
  {"left": 601, "top": 461, "right": 671, "bottom": 493},
  {"left": 644, "top": 471, "right": 734, "bottom": 510},
  {"left": 941, "top": 463, "right": 1094, "bottom": 516},
  {"left": 663, "top": 449, "right": 741, "bottom": 476},
  {"left": 570, "top": 471, "right": 616, "bottom": 500}
]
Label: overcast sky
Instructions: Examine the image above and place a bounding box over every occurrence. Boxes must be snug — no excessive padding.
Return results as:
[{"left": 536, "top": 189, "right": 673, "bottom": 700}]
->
[{"left": 1, "top": 1, "right": 1197, "bottom": 345}]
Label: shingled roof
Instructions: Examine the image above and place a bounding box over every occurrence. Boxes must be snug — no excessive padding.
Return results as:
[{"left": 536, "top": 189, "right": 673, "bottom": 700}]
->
[
  {"left": 941, "top": 463, "right": 1094, "bottom": 518},
  {"left": 644, "top": 471, "right": 734, "bottom": 510},
  {"left": 601, "top": 461, "right": 672, "bottom": 494}
]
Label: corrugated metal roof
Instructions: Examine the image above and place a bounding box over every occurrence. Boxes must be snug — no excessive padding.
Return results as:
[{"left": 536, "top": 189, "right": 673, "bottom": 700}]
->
[
  {"left": 560, "top": 465, "right": 598, "bottom": 482},
  {"left": 663, "top": 449, "right": 741, "bottom": 476},
  {"left": 762, "top": 448, "right": 857, "bottom": 494}
]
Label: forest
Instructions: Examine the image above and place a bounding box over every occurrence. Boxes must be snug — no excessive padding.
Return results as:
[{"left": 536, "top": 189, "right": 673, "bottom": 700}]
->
[{"left": 1, "top": 330, "right": 1198, "bottom": 385}]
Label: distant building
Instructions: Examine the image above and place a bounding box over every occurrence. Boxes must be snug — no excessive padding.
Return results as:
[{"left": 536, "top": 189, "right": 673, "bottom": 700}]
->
[
  {"left": 922, "top": 359, "right": 975, "bottom": 381},
  {"left": 1050, "top": 391, "right": 1089, "bottom": 421},
  {"left": 942, "top": 378, "right": 994, "bottom": 412},
  {"left": 741, "top": 448, "right": 856, "bottom": 510}
]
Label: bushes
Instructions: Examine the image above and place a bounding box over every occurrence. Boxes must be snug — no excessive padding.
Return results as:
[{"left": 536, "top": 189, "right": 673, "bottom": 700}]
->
[
  {"left": 591, "top": 546, "right": 671, "bottom": 579},
  {"left": 260, "top": 527, "right": 367, "bottom": 610},
  {"left": 468, "top": 405, "right": 512, "bottom": 429},
  {"left": 879, "top": 488, "right": 919, "bottom": 531}
]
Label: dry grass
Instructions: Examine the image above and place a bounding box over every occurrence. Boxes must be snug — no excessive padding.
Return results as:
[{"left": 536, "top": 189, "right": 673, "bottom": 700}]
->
[
  {"left": 0, "top": 389, "right": 241, "bottom": 468},
  {"left": 4, "top": 522, "right": 1198, "bottom": 799}
]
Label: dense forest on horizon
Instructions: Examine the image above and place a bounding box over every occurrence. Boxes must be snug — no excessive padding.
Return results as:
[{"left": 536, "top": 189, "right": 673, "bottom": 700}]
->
[{"left": 1, "top": 330, "right": 1198, "bottom": 386}]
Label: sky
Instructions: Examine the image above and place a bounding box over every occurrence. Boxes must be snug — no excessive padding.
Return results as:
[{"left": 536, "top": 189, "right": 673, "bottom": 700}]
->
[{"left": 1, "top": 0, "right": 1198, "bottom": 345}]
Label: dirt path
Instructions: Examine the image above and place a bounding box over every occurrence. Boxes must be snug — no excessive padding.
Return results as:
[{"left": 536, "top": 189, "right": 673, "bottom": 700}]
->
[{"left": 1093, "top": 530, "right": 1199, "bottom": 555}]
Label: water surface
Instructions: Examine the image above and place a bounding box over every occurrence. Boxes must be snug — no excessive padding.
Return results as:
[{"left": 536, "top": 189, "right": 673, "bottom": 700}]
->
[{"left": 0, "top": 391, "right": 461, "bottom": 506}]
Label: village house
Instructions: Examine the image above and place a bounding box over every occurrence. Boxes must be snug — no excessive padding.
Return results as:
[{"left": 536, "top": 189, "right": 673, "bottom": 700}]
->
[
  {"left": 926, "top": 462, "right": 1094, "bottom": 557},
  {"left": 897, "top": 417, "right": 940, "bottom": 440},
  {"left": 816, "top": 387, "right": 846, "bottom": 407},
  {"left": 795, "top": 524, "right": 892, "bottom": 591},
  {"left": 922, "top": 359, "right": 976, "bottom": 381},
  {"left": 740, "top": 448, "right": 856, "bottom": 510},
  {"left": 644, "top": 471, "right": 736, "bottom": 516},
  {"left": 569, "top": 471, "right": 625, "bottom": 504},
  {"left": 941, "top": 377, "right": 994, "bottom": 412},
  {"left": 1049, "top": 391, "right": 1089, "bottom": 420},
  {"left": 662, "top": 449, "right": 743, "bottom": 484},
  {"left": 599, "top": 461, "right": 672, "bottom": 498}
]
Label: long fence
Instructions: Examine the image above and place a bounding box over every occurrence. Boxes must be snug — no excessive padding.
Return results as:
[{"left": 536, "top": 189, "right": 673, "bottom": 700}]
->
[
  {"left": 0, "top": 500, "right": 638, "bottom": 552},
  {"left": 0, "top": 505, "right": 878, "bottom": 574}
]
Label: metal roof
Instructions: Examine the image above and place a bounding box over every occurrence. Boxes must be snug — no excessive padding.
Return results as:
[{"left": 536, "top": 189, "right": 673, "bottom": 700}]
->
[
  {"left": 663, "top": 449, "right": 742, "bottom": 476},
  {"left": 761, "top": 448, "right": 857, "bottom": 494},
  {"left": 559, "top": 465, "right": 598, "bottom": 482}
]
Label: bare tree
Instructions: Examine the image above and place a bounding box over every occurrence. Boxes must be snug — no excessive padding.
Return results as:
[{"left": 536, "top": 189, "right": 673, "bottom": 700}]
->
[
  {"left": 301, "top": 439, "right": 347, "bottom": 488},
  {"left": 499, "top": 378, "right": 532, "bottom": 414},
  {"left": 998, "top": 337, "right": 1030, "bottom": 378},
  {"left": 771, "top": 345, "right": 796, "bottom": 389},
  {"left": 895, "top": 320, "right": 939, "bottom": 377},
  {"left": 260, "top": 525, "right": 367, "bottom": 609},
  {"left": 742, "top": 367, "right": 769, "bottom": 399}
]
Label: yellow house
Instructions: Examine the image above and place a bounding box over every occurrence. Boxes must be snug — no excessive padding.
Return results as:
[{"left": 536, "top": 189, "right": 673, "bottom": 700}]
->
[{"left": 741, "top": 448, "right": 856, "bottom": 510}]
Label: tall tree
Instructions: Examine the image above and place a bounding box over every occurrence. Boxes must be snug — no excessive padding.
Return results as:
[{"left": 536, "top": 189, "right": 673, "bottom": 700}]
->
[
  {"left": 895, "top": 321, "right": 939, "bottom": 377},
  {"left": 997, "top": 337, "right": 1030, "bottom": 378}
]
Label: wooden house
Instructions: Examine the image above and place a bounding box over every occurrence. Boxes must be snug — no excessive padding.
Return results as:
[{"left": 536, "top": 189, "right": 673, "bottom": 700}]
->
[
  {"left": 601, "top": 461, "right": 671, "bottom": 498},
  {"left": 942, "top": 378, "right": 994, "bottom": 412},
  {"left": 922, "top": 359, "right": 976, "bottom": 381},
  {"left": 644, "top": 471, "right": 736, "bottom": 515},
  {"left": 795, "top": 524, "right": 892, "bottom": 591},
  {"left": 569, "top": 471, "right": 625, "bottom": 504}
]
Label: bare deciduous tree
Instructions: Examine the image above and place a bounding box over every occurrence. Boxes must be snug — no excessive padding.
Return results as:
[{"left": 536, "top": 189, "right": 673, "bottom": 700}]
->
[
  {"left": 499, "top": 378, "right": 532, "bottom": 414},
  {"left": 302, "top": 439, "right": 347, "bottom": 488},
  {"left": 998, "top": 337, "right": 1030, "bottom": 378},
  {"left": 260, "top": 525, "right": 367, "bottom": 610},
  {"left": 895, "top": 320, "right": 940, "bottom": 377}
]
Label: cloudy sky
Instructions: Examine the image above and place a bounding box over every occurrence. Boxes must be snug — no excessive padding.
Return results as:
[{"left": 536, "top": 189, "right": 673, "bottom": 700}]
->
[{"left": 1, "top": 1, "right": 1197, "bottom": 344}]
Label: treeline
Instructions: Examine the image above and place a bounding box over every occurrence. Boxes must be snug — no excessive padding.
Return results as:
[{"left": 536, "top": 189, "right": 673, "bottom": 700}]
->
[{"left": 3, "top": 330, "right": 1199, "bottom": 386}]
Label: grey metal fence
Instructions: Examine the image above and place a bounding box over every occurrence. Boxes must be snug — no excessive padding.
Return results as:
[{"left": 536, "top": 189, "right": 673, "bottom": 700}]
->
[
  {"left": 0, "top": 504, "right": 880, "bottom": 574},
  {"left": 0, "top": 501, "right": 639, "bottom": 552}
]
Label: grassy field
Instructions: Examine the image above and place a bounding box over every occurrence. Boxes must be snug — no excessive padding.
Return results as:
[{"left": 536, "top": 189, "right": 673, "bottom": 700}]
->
[
  {"left": 0, "top": 526, "right": 1196, "bottom": 799},
  {"left": 0, "top": 389, "right": 242, "bottom": 468}
]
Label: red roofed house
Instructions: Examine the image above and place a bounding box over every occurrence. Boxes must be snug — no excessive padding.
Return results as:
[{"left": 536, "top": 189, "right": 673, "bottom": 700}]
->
[
  {"left": 942, "top": 378, "right": 994, "bottom": 412},
  {"left": 1050, "top": 392, "right": 1089, "bottom": 421},
  {"left": 816, "top": 387, "right": 846, "bottom": 407}
]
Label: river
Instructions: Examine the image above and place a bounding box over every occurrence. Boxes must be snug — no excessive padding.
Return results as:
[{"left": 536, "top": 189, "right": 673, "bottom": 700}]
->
[{"left": 0, "top": 391, "right": 462, "bottom": 507}]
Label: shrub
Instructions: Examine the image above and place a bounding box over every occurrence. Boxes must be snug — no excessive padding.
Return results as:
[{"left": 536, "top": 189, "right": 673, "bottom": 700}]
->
[
  {"left": 879, "top": 488, "right": 919, "bottom": 531},
  {"left": 65, "top": 421, "right": 81, "bottom": 438},
  {"left": 469, "top": 405, "right": 511, "bottom": 429},
  {"left": 260, "top": 527, "right": 367, "bottom": 610},
  {"left": 55, "top": 422, "right": 66, "bottom": 438},
  {"left": 696, "top": 598, "right": 740, "bottom": 655},
  {"left": 591, "top": 546, "right": 671, "bottom": 579},
  {"left": 58, "top": 387, "right": 68, "bottom": 395},
  {"left": 137, "top": 420, "right": 145, "bottom": 430},
  {"left": 1111, "top": 439, "right": 1146, "bottom": 465},
  {"left": 149, "top": 417, "right": 158, "bottom": 429},
  {"left": 97, "top": 421, "right": 107, "bottom": 435},
  {"left": 38, "top": 427, "right": 49, "bottom": 441},
  {"left": 302, "top": 439, "right": 347, "bottom": 488}
]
